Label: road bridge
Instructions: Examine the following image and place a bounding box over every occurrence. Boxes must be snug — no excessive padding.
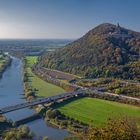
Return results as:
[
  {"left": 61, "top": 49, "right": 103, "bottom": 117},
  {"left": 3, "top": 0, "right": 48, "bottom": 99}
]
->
[
  {"left": 0, "top": 91, "right": 85, "bottom": 115},
  {"left": 0, "top": 88, "right": 140, "bottom": 115}
]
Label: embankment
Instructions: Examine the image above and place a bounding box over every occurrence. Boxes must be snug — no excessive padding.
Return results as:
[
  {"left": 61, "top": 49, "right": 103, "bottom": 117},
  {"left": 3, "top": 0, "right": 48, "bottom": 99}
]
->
[{"left": 0, "top": 56, "right": 12, "bottom": 79}]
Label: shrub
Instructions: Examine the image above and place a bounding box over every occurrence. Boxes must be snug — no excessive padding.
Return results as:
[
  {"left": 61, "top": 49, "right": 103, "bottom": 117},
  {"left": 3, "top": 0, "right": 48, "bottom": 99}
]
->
[{"left": 87, "top": 117, "right": 140, "bottom": 140}]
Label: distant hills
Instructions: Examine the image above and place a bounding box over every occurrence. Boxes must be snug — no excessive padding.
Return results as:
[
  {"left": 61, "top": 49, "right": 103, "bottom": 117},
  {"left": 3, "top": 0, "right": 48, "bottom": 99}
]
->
[{"left": 39, "top": 23, "right": 140, "bottom": 81}]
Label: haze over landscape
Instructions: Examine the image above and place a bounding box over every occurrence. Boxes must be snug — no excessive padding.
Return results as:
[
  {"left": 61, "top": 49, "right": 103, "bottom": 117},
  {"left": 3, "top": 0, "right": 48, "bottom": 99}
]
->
[{"left": 0, "top": 0, "right": 140, "bottom": 140}]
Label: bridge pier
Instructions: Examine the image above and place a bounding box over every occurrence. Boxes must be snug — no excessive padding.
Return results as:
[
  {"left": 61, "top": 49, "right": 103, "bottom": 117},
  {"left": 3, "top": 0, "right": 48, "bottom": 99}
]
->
[
  {"left": 0, "top": 91, "right": 87, "bottom": 115},
  {"left": 13, "top": 113, "right": 42, "bottom": 127}
]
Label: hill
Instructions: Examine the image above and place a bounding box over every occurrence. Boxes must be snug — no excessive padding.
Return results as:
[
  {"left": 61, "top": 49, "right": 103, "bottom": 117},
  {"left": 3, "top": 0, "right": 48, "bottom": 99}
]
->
[{"left": 39, "top": 23, "right": 140, "bottom": 81}]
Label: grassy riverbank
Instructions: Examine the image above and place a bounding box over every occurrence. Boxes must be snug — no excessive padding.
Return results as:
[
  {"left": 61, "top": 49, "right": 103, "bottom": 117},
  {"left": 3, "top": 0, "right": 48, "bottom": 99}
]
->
[
  {"left": 0, "top": 54, "right": 11, "bottom": 78},
  {"left": 26, "top": 56, "right": 65, "bottom": 97},
  {"left": 57, "top": 97, "right": 140, "bottom": 127}
]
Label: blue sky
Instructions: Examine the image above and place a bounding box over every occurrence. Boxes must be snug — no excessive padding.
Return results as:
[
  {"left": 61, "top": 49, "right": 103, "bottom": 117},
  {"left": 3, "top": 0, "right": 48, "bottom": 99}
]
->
[{"left": 0, "top": 0, "right": 140, "bottom": 39}]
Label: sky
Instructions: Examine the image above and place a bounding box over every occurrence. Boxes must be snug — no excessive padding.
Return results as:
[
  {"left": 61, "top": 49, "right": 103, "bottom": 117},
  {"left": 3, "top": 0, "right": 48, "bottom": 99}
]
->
[{"left": 0, "top": 0, "right": 140, "bottom": 39}]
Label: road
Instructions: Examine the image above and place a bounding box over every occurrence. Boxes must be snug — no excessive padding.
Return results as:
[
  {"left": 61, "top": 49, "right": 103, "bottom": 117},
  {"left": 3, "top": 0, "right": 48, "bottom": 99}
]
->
[{"left": 86, "top": 88, "right": 140, "bottom": 101}]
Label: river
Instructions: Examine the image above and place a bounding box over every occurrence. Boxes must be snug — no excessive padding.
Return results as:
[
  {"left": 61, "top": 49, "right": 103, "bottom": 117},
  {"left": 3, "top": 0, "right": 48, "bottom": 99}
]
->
[{"left": 0, "top": 57, "right": 69, "bottom": 140}]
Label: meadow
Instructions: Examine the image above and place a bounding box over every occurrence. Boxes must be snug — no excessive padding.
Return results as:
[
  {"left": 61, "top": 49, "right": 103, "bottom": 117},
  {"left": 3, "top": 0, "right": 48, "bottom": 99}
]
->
[
  {"left": 57, "top": 97, "right": 140, "bottom": 126},
  {"left": 26, "top": 56, "right": 65, "bottom": 97}
]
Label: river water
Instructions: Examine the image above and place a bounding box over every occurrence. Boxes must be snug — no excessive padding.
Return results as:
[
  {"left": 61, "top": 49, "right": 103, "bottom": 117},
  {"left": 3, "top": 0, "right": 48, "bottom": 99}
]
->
[{"left": 0, "top": 57, "right": 69, "bottom": 140}]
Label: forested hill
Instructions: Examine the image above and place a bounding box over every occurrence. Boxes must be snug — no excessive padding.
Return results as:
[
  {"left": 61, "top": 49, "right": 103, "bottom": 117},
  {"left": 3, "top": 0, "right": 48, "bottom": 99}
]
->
[{"left": 39, "top": 23, "right": 140, "bottom": 81}]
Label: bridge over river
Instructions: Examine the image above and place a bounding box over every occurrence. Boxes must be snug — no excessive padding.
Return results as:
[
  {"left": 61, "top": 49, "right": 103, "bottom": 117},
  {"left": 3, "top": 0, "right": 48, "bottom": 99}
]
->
[
  {"left": 1, "top": 87, "right": 140, "bottom": 115},
  {"left": 0, "top": 91, "right": 85, "bottom": 115}
]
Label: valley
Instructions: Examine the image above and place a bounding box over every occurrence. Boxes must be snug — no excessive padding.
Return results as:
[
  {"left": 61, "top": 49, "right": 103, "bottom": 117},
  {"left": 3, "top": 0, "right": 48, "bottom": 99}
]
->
[
  {"left": 1, "top": 0, "right": 140, "bottom": 139},
  {"left": 0, "top": 24, "right": 140, "bottom": 140}
]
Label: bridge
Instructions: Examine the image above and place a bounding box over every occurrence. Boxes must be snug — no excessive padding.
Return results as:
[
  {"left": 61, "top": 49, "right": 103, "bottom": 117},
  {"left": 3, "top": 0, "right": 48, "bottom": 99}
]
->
[
  {"left": 0, "top": 91, "right": 86, "bottom": 115},
  {"left": 1, "top": 87, "right": 140, "bottom": 115}
]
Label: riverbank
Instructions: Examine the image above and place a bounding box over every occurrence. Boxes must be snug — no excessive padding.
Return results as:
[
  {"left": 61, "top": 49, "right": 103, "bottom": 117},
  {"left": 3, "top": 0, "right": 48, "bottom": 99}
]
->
[
  {"left": 22, "top": 56, "right": 83, "bottom": 138},
  {"left": 33, "top": 95, "right": 140, "bottom": 139},
  {"left": 1, "top": 125, "right": 34, "bottom": 140},
  {"left": 0, "top": 115, "right": 13, "bottom": 135},
  {"left": 0, "top": 56, "right": 70, "bottom": 139},
  {"left": 44, "top": 107, "right": 87, "bottom": 136},
  {"left": 0, "top": 56, "right": 34, "bottom": 137},
  {"left": 0, "top": 54, "right": 11, "bottom": 79},
  {"left": 22, "top": 57, "right": 35, "bottom": 100},
  {"left": 22, "top": 56, "right": 65, "bottom": 100}
]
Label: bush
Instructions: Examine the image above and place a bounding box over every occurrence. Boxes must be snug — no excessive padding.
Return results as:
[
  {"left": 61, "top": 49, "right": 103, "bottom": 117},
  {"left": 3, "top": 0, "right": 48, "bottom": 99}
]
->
[
  {"left": 87, "top": 117, "right": 140, "bottom": 140},
  {"left": 46, "top": 109, "right": 61, "bottom": 119},
  {"left": 3, "top": 125, "right": 34, "bottom": 140}
]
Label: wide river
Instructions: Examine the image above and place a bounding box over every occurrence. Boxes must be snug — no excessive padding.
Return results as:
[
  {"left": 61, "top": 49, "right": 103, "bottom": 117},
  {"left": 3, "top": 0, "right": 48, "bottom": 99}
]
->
[{"left": 0, "top": 57, "right": 69, "bottom": 140}]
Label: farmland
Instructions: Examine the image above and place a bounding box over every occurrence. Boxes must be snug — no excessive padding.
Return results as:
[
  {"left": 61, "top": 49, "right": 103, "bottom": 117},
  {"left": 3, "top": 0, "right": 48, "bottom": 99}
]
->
[{"left": 57, "top": 97, "right": 140, "bottom": 126}]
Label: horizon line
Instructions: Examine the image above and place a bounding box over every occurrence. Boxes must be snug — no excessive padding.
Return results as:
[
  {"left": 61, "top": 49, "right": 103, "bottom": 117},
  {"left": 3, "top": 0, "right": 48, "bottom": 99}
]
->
[{"left": 0, "top": 38, "right": 76, "bottom": 40}]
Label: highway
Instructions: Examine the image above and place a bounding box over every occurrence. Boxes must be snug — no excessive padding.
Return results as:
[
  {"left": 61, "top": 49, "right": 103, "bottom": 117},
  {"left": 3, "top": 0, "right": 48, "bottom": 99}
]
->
[{"left": 87, "top": 88, "right": 140, "bottom": 101}]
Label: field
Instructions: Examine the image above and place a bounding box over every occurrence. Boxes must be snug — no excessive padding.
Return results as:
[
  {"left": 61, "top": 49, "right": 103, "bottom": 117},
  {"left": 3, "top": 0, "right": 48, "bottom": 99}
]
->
[
  {"left": 26, "top": 56, "right": 65, "bottom": 97},
  {"left": 57, "top": 97, "right": 140, "bottom": 126},
  {"left": 41, "top": 67, "right": 81, "bottom": 81}
]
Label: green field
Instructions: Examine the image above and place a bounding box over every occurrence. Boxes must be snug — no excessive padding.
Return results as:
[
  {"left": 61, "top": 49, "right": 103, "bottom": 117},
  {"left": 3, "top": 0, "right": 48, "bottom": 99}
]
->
[
  {"left": 26, "top": 56, "right": 65, "bottom": 97},
  {"left": 57, "top": 97, "right": 140, "bottom": 126}
]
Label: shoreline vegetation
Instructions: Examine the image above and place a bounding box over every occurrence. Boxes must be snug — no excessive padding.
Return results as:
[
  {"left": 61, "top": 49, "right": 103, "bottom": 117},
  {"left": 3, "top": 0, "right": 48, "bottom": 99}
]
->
[
  {"left": 0, "top": 53, "right": 12, "bottom": 79},
  {"left": 37, "top": 96, "right": 140, "bottom": 137},
  {"left": 22, "top": 56, "right": 65, "bottom": 100},
  {"left": 0, "top": 56, "right": 34, "bottom": 139},
  {"left": 21, "top": 56, "right": 88, "bottom": 136},
  {"left": 0, "top": 116, "right": 13, "bottom": 135},
  {"left": 22, "top": 57, "right": 35, "bottom": 100},
  {"left": 1, "top": 125, "right": 34, "bottom": 140}
]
